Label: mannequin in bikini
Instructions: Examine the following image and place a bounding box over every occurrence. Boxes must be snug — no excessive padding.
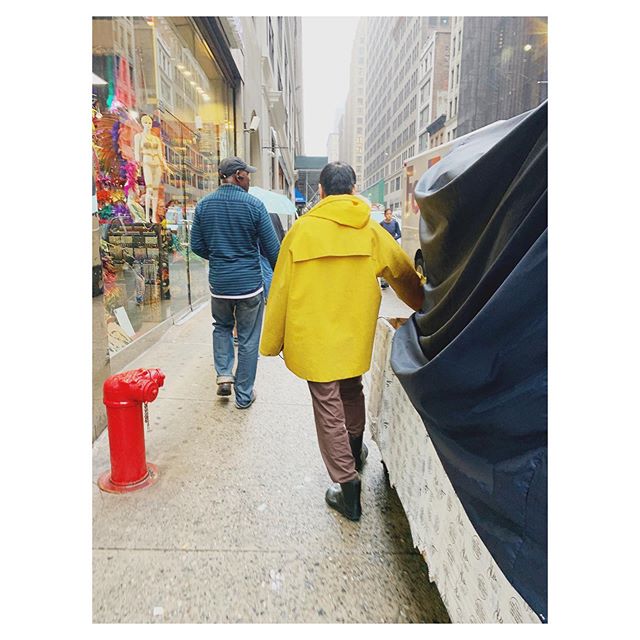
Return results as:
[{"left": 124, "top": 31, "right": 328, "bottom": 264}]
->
[{"left": 134, "top": 115, "right": 168, "bottom": 222}]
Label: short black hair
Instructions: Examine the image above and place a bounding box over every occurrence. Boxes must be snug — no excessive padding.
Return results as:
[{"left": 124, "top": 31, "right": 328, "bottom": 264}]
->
[
  {"left": 319, "top": 162, "right": 356, "bottom": 196},
  {"left": 384, "top": 208, "right": 392, "bottom": 214}
]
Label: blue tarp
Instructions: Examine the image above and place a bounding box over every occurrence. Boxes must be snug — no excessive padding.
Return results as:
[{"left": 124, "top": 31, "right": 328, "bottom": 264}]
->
[
  {"left": 390, "top": 102, "right": 548, "bottom": 621},
  {"left": 294, "top": 188, "right": 306, "bottom": 204}
]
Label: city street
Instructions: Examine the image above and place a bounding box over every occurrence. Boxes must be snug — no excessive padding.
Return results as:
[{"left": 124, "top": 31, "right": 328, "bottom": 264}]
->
[{"left": 92, "top": 288, "right": 450, "bottom": 623}]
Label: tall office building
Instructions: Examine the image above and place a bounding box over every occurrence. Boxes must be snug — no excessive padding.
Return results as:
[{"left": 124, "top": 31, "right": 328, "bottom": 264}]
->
[
  {"left": 362, "top": 16, "right": 450, "bottom": 211},
  {"left": 360, "top": 16, "right": 547, "bottom": 210},
  {"left": 454, "top": 16, "right": 548, "bottom": 136},
  {"left": 91, "top": 16, "right": 304, "bottom": 439},
  {"left": 327, "top": 132, "right": 340, "bottom": 162},
  {"left": 416, "top": 27, "right": 452, "bottom": 154},
  {"left": 238, "top": 16, "right": 304, "bottom": 196},
  {"left": 442, "top": 16, "right": 464, "bottom": 143},
  {"left": 341, "top": 19, "right": 368, "bottom": 189}
]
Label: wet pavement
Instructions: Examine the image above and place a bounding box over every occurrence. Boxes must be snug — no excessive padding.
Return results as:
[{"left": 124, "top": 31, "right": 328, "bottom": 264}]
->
[{"left": 92, "top": 287, "right": 450, "bottom": 623}]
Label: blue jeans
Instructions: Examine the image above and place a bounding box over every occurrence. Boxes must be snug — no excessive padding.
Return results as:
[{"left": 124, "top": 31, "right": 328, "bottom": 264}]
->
[{"left": 211, "top": 293, "right": 264, "bottom": 406}]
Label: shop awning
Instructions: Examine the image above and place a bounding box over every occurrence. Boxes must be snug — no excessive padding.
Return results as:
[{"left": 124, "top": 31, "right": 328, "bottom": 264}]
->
[
  {"left": 426, "top": 114, "right": 446, "bottom": 135},
  {"left": 360, "top": 179, "right": 385, "bottom": 205}
]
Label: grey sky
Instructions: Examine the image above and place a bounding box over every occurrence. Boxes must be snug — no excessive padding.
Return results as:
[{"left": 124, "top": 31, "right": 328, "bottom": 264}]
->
[{"left": 301, "top": 16, "right": 360, "bottom": 156}]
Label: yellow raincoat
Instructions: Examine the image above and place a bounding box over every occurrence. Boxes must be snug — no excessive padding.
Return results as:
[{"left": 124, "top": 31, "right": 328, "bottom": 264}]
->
[{"left": 260, "top": 194, "right": 425, "bottom": 382}]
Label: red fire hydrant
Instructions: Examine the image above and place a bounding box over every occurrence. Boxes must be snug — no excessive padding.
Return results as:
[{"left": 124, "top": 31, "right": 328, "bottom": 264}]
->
[{"left": 98, "top": 368, "right": 165, "bottom": 493}]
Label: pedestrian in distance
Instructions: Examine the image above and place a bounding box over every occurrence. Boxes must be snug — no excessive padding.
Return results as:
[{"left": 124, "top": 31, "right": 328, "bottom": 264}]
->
[
  {"left": 380, "top": 207, "right": 401, "bottom": 240},
  {"left": 379, "top": 208, "right": 402, "bottom": 289},
  {"left": 190, "top": 156, "right": 280, "bottom": 409},
  {"left": 260, "top": 161, "right": 425, "bottom": 521}
]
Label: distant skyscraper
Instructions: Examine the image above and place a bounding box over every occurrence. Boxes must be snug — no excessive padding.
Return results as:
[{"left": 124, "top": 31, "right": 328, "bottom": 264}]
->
[
  {"left": 342, "top": 19, "right": 368, "bottom": 188},
  {"left": 327, "top": 132, "right": 340, "bottom": 162},
  {"left": 362, "top": 16, "right": 450, "bottom": 211}
]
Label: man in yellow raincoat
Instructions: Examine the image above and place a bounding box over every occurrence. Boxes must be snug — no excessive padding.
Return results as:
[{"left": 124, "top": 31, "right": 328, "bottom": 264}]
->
[{"left": 260, "top": 162, "right": 425, "bottom": 521}]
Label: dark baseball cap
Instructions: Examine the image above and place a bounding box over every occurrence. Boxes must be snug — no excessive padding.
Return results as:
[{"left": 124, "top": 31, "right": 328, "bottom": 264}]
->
[{"left": 218, "top": 156, "right": 257, "bottom": 178}]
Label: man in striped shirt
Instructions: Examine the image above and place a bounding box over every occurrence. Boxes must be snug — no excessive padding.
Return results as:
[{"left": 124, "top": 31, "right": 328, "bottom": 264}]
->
[{"left": 191, "top": 157, "right": 281, "bottom": 409}]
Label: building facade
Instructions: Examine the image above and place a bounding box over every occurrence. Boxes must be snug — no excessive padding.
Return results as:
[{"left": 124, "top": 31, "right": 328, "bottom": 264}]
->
[
  {"left": 455, "top": 16, "right": 548, "bottom": 136},
  {"left": 442, "top": 16, "right": 464, "bottom": 143},
  {"left": 341, "top": 19, "right": 368, "bottom": 188},
  {"left": 362, "top": 16, "right": 450, "bottom": 212},
  {"left": 91, "top": 16, "right": 303, "bottom": 440},
  {"left": 417, "top": 28, "right": 452, "bottom": 153},
  {"left": 327, "top": 132, "right": 340, "bottom": 162},
  {"left": 359, "top": 16, "right": 547, "bottom": 212},
  {"left": 236, "top": 17, "right": 304, "bottom": 197}
]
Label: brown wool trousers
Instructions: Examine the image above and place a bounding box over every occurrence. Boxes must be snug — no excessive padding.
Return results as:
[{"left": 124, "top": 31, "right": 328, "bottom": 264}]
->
[{"left": 307, "top": 376, "right": 366, "bottom": 484}]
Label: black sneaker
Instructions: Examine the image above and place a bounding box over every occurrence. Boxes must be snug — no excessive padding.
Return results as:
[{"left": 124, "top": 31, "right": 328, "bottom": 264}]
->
[{"left": 217, "top": 382, "right": 232, "bottom": 397}]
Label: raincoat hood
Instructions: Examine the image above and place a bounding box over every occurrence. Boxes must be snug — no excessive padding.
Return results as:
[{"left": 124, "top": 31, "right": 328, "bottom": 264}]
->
[{"left": 306, "top": 194, "right": 371, "bottom": 229}]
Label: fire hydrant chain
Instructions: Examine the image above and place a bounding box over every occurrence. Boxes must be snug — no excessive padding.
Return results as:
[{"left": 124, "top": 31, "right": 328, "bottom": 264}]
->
[{"left": 143, "top": 402, "right": 150, "bottom": 432}]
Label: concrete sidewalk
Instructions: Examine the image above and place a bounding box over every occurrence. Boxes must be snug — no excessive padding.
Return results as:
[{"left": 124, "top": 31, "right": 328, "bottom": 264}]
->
[{"left": 92, "top": 289, "right": 450, "bottom": 623}]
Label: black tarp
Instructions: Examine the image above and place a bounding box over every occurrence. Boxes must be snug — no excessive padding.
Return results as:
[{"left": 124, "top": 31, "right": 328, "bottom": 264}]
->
[{"left": 390, "top": 101, "right": 548, "bottom": 621}]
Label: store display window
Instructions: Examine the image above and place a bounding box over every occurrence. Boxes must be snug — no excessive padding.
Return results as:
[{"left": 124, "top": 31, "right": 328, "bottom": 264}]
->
[{"left": 92, "top": 16, "right": 236, "bottom": 355}]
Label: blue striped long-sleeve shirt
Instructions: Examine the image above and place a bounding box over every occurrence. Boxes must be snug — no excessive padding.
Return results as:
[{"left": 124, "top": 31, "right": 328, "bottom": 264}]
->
[{"left": 190, "top": 184, "right": 281, "bottom": 296}]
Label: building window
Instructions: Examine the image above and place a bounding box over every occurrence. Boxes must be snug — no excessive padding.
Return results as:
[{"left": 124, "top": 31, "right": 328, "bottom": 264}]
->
[
  {"left": 268, "top": 18, "right": 275, "bottom": 69},
  {"left": 160, "top": 77, "right": 173, "bottom": 106},
  {"left": 420, "top": 106, "right": 429, "bottom": 127}
]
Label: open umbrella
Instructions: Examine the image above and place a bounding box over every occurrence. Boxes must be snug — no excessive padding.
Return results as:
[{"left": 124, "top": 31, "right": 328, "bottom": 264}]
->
[{"left": 248, "top": 186, "right": 296, "bottom": 215}]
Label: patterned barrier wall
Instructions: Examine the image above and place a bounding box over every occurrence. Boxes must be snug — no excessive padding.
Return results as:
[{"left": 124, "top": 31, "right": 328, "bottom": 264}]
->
[{"left": 365, "top": 318, "right": 540, "bottom": 624}]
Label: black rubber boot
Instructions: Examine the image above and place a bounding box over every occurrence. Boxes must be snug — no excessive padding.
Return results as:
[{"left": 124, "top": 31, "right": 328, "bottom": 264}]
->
[
  {"left": 325, "top": 478, "right": 362, "bottom": 521},
  {"left": 349, "top": 435, "right": 368, "bottom": 472}
]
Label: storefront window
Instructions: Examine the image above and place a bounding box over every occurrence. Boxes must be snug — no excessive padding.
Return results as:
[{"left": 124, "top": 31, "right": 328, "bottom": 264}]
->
[{"left": 92, "top": 16, "right": 235, "bottom": 356}]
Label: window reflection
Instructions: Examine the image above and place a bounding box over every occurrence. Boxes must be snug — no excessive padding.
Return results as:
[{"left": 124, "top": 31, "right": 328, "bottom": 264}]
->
[{"left": 92, "top": 16, "right": 235, "bottom": 355}]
